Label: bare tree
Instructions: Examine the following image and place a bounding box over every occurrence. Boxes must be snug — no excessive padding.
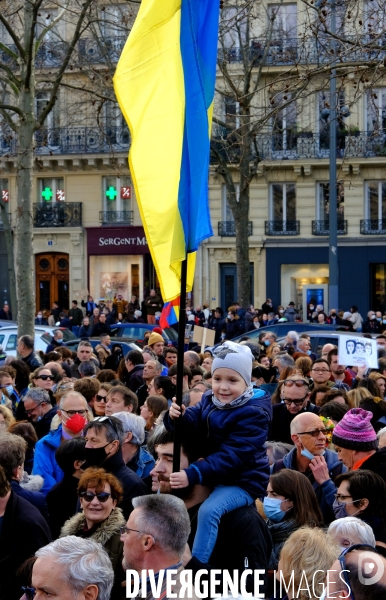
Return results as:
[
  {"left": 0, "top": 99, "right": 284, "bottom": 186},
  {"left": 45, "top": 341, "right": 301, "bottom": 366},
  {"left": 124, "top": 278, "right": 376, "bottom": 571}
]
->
[
  {"left": 0, "top": 0, "right": 137, "bottom": 336},
  {"left": 211, "top": 0, "right": 386, "bottom": 308}
]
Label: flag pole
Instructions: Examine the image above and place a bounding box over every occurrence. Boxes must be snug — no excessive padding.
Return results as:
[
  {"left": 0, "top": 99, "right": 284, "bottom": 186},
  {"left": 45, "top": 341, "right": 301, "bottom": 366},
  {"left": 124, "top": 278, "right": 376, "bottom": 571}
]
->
[{"left": 173, "top": 257, "right": 188, "bottom": 473}]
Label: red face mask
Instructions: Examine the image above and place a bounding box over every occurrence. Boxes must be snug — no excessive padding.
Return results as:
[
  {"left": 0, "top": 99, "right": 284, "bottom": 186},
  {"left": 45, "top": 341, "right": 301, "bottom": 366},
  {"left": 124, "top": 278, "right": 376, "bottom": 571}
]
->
[{"left": 65, "top": 413, "right": 87, "bottom": 434}]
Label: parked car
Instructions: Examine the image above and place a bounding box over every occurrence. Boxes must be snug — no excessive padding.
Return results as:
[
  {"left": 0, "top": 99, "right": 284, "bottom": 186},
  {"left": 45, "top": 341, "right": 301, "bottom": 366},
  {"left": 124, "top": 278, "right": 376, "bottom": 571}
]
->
[
  {"left": 0, "top": 326, "right": 77, "bottom": 356},
  {"left": 230, "top": 322, "right": 338, "bottom": 343},
  {"left": 110, "top": 323, "right": 178, "bottom": 347},
  {"left": 64, "top": 338, "right": 142, "bottom": 356}
]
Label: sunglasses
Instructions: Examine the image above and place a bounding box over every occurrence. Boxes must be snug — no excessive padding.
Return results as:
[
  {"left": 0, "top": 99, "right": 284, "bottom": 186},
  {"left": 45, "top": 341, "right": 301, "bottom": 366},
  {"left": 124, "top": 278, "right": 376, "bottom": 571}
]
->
[
  {"left": 282, "top": 396, "right": 308, "bottom": 406},
  {"left": 282, "top": 379, "right": 308, "bottom": 388},
  {"left": 95, "top": 394, "right": 108, "bottom": 403},
  {"left": 297, "top": 428, "right": 329, "bottom": 437},
  {"left": 21, "top": 587, "right": 35, "bottom": 600},
  {"left": 37, "top": 374, "right": 54, "bottom": 381},
  {"left": 80, "top": 491, "right": 111, "bottom": 503}
]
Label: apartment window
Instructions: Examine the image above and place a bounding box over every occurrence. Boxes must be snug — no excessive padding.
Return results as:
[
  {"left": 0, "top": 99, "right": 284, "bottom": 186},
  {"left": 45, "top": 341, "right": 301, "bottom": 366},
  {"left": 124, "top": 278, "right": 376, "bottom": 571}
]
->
[
  {"left": 318, "top": 90, "right": 346, "bottom": 150},
  {"left": 35, "top": 92, "right": 60, "bottom": 147},
  {"left": 364, "top": 1, "right": 386, "bottom": 36},
  {"left": 365, "top": 182, "right": 386, "bottom": 221},
  {"left": 268, "top": 4, "right": 297, "bottom": 39},
  {"left": 222, "top": 183, "right": 239, "bottom": 221},
  {"left": 102, "top": 176, "right": 132, "bottom": 222},
  {"left": 272, "top": 95, "right": 297, "bottom": 152},
  {"left": 38, "top": 179, "right": 65, "bottom": 203},
  {"left": 270, "top": 183, "right": 296, "bottom": 222},
  {"left": 317, "top": 183, "right": 345, "bottom": 220},
  {"left": 36, "top": 9, "right": 59, "bottom": 41},
  {"left": 366, "top": 89, "right": 386, "bottom": 133},
  {"left": 104, "top": 100, "right": 129, "bottom": 146},
  {"left": 102, "top": 4, "right": 127, "bottom": 37},
  {"left": 220, "top": 6, "right": 247, "bottom": 50},
  {"left": 224, "top": 97, "right": 239, "bottom": 131}
]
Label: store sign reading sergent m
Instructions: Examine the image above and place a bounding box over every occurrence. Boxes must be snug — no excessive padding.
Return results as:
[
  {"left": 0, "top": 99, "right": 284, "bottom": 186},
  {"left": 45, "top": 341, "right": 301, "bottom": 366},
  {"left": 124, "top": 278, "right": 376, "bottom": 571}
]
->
[{"left": 98, "top": 236, "right": 147, "bottom": 247}]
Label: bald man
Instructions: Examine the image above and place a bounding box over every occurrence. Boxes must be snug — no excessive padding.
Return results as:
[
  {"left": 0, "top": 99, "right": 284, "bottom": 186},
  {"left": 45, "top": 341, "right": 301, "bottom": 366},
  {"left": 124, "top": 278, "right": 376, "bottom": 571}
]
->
[
  {"left": 271, "top": 412, "right": 346, "bottom": 523},
  {"left": 321, "top": 343, "right": 336, "bottom": 360},
  {"left": 327, "top": 547, "right": 386, "bottom": 600}
]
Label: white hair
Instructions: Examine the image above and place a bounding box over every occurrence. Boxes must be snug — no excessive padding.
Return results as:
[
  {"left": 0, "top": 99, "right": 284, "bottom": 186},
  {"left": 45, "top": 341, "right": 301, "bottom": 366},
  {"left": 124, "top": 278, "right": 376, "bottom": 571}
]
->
[
  {"left": 113, "top": 411, "right": 146, "bottom": 445},
  {"left": 327, "top": 517, "right": 376, "bottom": 548},
  {"left": 287, "top": 331, "right": 299, "bottom": 344},
  {"left": 35, "top": 536, "right": 114, "bottom": 600},
  {"left": 377, "top": 427, "right": 386, "bottom": 440}
]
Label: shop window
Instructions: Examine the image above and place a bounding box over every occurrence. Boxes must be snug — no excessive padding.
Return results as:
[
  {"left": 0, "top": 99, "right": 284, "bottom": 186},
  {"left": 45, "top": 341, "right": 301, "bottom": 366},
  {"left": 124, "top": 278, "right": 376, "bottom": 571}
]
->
[
  {"left": 37, "top": 178, "right": 65, "bottom": 203},
  {"left": 269, "top": 183, "right": 296, "bottom": 224},
  {"left": 370, "top": 264, "right": 386, "bottom": 312},
  {"left": 316, "top": 183, "right": 345, "bottom": 220},
  {"left": 102, "top": 176, "right": 132, "bottom": 223}
]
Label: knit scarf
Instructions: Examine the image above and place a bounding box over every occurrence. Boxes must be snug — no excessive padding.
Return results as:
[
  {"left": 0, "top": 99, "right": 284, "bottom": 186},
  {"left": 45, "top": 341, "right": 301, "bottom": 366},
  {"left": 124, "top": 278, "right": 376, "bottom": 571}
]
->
[{"left": 212, "top": 384, "right": 254, "bottom": 409}]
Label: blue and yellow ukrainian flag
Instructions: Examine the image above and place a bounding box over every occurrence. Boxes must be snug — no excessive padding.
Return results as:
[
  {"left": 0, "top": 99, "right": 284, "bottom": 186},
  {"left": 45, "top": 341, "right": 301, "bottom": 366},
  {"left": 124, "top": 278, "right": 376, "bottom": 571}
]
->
[{"left": 113, "top": 0, "right": 220, "bottom": 302}]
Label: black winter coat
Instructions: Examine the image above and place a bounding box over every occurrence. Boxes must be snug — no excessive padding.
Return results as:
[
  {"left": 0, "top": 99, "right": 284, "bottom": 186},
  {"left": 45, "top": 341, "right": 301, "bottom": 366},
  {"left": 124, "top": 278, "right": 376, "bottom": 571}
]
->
[
  {"left": 100, "top": 449, "right": 148, "bottom": 518},
  {"left": 46, "top": 474, "right": 80, "bottom": 539},
  {"left": 123, "top": 364, "right": 145, "bottom": 393},
  {"left": 0, "top": 491, "right": 52, "bottom": 600}
]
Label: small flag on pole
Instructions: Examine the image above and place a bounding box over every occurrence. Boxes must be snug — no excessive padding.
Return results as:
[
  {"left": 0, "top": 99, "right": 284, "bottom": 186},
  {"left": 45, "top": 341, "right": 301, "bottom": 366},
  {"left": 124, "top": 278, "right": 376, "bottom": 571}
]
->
[
  {"left": 160, "top": 298, "right": 180, "bottom": 329},
  {"left": 113, "top": 0, "right": 220, "bottom": 301}
]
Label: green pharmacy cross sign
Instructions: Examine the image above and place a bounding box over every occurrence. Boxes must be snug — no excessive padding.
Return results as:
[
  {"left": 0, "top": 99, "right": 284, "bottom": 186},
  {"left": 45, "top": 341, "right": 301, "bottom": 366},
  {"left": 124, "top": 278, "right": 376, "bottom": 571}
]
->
[
  {"left": 106, "top": 186, "right": 117, "bottom": 201},
  {"left": 42, "top": 187, "right": 53, "bottom": 201}
]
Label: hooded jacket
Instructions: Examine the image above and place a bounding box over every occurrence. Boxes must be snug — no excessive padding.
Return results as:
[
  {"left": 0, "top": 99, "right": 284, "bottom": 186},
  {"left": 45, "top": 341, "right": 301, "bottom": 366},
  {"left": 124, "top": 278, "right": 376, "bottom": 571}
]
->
[
  {"left": 272, "top": 446, "right": 346, "bottom": 524},
  {"left": 164, "top": 388, "right": 272, "bottom": 499}
]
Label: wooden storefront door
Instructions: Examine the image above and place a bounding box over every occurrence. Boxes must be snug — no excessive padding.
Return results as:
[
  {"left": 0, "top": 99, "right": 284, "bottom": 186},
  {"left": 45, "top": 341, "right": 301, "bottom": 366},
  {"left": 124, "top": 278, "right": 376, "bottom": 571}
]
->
[{"left": 36, "top": 253, "right": 70, "bottom": 311}]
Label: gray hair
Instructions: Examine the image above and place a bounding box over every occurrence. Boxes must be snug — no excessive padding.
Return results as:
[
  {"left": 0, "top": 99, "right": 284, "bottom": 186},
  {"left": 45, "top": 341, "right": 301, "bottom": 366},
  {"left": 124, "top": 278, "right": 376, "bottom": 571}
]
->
[
  {"left": 265, "top": 441, "right": 293, "bottom": 464},
  {"left": 132, "top": 494, "right": 190, "bottom": 557},
  {"left": 113, "top": 412, "right": 146, "bottom": 446},
  {"left": 327, "top": 517, "right": 376, "bottom": 548},
  {"left": 184, "top": 351, "right": 200, "bottom": 367},
  {"left": 19, "top": 334, "right": 34, "bottom": 350},
  {"left": 23, "top": 388, "right": 52, "bottom": 406},
  {"left": 275, "top": 354, "right": 295, "bottom": 369},
  {"left": 142, "top": 347, "right": 157, "bottom": 359},
  {"left": 79, "top": 361, "right": 97, "bottom": 377},
  {"left": 84, "top": 415, "right": 125, "bottom": 444},
  {"left": 287, "top": 331, "right": 299, "bottom": 344},
  {"left": 239, "top": 340, "right": 260, "bottom": 359},
  {"left": 152, "top": 360, "right": 163, "bottom": 375},
  {"left": 35, "top": 536, "right": 114, "bottom": 600}
]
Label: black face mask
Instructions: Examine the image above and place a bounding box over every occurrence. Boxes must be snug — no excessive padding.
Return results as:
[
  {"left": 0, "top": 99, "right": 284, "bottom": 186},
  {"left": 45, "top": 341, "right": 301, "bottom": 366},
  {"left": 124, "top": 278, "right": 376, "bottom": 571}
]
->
[{"left": 82, "top": 443, "right": 112, "bottom": 470}]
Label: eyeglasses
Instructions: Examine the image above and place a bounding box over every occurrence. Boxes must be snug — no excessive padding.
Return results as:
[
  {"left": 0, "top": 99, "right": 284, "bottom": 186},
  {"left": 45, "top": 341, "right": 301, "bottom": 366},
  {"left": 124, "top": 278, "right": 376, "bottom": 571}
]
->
[
  {"left": 61, "top": 409, "right": 87, "bottom": 417},
  {"left": 37, "top": 374, "right": 54, "bottom": 381},
  {"left": 25, "top": 402, "right": 44, "bottom": 416},
  {"left": 311, "top": 369, "right": 330, "bottom": 373},
  {"left": 21, "top": 587, "right": 35, "bottom": 600},
  {"left": 120, "top": 526, "right": 156, "bottom": 541},
  {"left": 282, "top": 396, "right": 308, "bottom": 406},
  {"left": 297, "top": 428, "right": 329, "bottom": 437},
  {"left": 95, "top": 394, "right": 108, "bottom": 403},
  {"left": 80, "top": 491, "right": 111, "bottom": 503},
  {"left": 334, "top": 493, "right": 353, "bottom": 502},
  {"left": 282, "top": 379, "right": 308, "bottom": 388}
]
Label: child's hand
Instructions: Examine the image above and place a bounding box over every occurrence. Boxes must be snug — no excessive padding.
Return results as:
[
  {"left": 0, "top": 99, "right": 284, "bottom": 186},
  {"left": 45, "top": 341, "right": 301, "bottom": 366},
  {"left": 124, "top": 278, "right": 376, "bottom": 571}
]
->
[
  {"left": 169, "top": 399, "right": 186, "bottom": 420},
  {"left": 170, "top": 470, "right": 189, "bottom": 488}
]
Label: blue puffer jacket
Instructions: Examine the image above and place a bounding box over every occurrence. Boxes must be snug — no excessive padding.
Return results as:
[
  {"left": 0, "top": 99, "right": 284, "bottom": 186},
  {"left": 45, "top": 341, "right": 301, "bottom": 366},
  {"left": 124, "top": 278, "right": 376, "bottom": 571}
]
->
[
  {"left": 164, "top": 388, "right": 272, "bottom": 499},
  {"left": 32, "top": 426, "right": 64, "bottom": 495}
]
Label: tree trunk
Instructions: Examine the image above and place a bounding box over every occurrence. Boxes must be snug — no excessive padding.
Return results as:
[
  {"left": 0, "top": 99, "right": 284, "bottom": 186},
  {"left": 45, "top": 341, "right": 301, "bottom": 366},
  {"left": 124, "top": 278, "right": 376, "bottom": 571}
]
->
[
  {"left": 234, "top": 190, "right": 251, "bottom": 308},
  {"left": 0, "top": 201, "right": 18, "bottom": 316},
  {"left": 16, "top": 1, "right": 36, "bottom": 338}
]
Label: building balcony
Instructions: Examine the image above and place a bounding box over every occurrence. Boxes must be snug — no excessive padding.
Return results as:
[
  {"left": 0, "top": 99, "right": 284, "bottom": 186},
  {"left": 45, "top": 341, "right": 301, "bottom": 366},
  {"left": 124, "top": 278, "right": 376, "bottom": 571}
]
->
[
  {"left": 360, "top": 219, "right": 386, "bottom": 235},
  {"left": 265, "top": 221, "right": 300, "bottom": 236},
  {"left": 312, "top": 220, "right": 348, "bottom": 235},
  {"left": 99, "top": 211, "right": 134, "bottom": 225},
  {"left": 33, "top": 202, "right": 82, "bottom": 227},
  {"left": 218, "top": 221, "right": 253, "bottom": 236},
  {"left": 1, "top": 125, "right": 130, "bottom": 156},
  {"left": 218, "top": 36, "right": 386, "bottom": 66}
]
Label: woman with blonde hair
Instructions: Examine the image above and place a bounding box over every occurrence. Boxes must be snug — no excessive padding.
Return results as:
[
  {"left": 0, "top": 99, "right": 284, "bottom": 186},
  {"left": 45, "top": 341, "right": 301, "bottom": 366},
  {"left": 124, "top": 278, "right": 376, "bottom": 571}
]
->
[
  {"left": 266, "top": 343, "right": 281, "bottom": 360},
  {"left": 278, "top": 527, "right": 340, "bottom": 600},
  {"left": 0, "top": 405, "right": 15, "bottom": 433},
  {"left": 271, "top": 366, "right": 302, "bottom": 404},
  {"left": 346, "top": 387, "right": 371, "bottom": 408}
]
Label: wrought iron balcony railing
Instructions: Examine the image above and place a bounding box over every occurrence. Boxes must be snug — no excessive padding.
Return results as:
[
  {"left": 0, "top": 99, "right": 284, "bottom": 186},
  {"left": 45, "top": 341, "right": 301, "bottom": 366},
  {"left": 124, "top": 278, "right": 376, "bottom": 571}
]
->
[
  {"left": 312, "top": 220, "right": 348, "bottom": 235},
  {"left": 265, "top": 221, "right": 300, "bottom": 236},
  {"left": 218, "top": 221, "right": 252, "bottom": 236},
  {"left": 218, "top": 36, "right": 386, "bottom": 66},
  {"left": 99, "top": 211, "right": 134, "bottom": 224},
  {"left": 0, "top": 125, "right": 130, "bottom": 156},
  {"left": 360, "top": 219, "right": 386, "bottom": 235},
  {"left": 33, "top": 202, "right": 82, "bottom": 227}
]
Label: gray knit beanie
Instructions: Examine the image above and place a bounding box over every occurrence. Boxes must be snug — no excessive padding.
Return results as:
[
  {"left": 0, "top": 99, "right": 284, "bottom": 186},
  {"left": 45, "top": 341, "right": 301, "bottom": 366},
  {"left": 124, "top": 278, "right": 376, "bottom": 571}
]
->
[{"left": 212, "top": 341, "right": 253, "bottom": 385}]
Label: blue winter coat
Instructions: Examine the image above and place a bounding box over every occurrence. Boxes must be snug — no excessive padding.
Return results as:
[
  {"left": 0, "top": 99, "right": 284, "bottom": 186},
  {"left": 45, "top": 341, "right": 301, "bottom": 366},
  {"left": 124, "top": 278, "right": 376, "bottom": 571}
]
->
[
  {"left": 164, "top": 388, "right": 272, "bottom": 499},
  {"left": 32, "top": 426, "right": 64, "bottom": 495}
]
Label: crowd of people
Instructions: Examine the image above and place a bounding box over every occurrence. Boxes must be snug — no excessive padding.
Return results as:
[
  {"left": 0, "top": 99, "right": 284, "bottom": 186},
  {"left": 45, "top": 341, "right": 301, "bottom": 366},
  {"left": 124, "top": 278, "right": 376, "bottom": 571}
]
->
[{"left": 1, "top": 295, "right": 386, "bottom": 599}]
